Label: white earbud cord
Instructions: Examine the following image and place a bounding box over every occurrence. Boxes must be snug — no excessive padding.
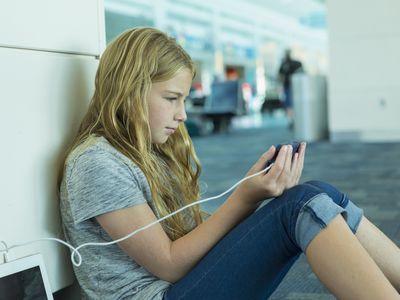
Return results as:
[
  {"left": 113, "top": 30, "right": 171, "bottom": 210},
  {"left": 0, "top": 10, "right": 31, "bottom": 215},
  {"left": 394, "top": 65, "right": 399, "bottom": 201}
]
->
[{"left": 1, "top": 164, "right": 273, "bottom": 266}]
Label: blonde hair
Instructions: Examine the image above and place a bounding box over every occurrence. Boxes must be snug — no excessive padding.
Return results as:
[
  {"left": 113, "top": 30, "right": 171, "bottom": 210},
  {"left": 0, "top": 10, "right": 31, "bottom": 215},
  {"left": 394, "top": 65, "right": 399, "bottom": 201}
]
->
[{"left": 61, "top": 27, "right": 203, "bottom": 240}]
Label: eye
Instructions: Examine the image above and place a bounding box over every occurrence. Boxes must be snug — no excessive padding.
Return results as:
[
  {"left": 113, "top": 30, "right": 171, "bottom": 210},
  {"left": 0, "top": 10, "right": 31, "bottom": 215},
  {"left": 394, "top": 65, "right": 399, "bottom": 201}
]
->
[{"left": 165, "top": 97, "right": 178, "bottom": 101}]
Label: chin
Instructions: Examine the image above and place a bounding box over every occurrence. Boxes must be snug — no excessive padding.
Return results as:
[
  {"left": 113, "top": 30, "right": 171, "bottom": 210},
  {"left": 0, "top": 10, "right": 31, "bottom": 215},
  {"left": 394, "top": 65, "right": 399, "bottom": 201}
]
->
[{"left": 152, "top": 137, "right": 169, "bottom": 144}]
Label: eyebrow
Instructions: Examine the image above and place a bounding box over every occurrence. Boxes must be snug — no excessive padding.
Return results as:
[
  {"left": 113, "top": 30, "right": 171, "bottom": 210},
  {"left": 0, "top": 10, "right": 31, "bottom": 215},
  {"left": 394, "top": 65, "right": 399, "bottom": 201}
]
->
[{"left": 164, "top": 90, "right": 186, "bottom": 97}]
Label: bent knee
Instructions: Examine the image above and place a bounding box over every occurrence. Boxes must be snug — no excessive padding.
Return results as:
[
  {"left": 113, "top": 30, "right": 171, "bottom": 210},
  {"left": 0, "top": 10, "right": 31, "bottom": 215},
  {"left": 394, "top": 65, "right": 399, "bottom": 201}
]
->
[
  {"left": 282, "top": 183, "right": 325, "bottom": 206},
  {"left": 304, "top": 180, "right": 346, "bottom": 206},
  {"left": 304, "top": 180, "right": 334, "bottom": 191}
]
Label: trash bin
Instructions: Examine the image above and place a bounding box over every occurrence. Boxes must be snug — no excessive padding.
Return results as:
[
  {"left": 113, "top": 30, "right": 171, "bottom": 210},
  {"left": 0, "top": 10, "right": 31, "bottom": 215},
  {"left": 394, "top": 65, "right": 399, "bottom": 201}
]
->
[{"left": 291, "top": 74, "right": 328, "bottom": 142}]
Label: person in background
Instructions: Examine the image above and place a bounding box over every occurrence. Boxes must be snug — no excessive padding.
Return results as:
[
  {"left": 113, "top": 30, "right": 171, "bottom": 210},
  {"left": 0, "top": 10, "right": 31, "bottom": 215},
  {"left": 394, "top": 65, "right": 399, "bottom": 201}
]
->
[
  {"left": 278, "top": 49, "right": 303, "bottom": 129},
  {"left": 58, "top": 27, "right": 400, "bottom": 299}
]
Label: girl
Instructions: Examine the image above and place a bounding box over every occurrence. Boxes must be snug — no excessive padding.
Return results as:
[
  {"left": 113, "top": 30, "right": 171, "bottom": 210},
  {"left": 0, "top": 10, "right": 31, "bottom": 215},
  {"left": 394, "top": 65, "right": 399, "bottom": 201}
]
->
[{"left": 59, "top": 27, "right": 400, "bottom": 299}]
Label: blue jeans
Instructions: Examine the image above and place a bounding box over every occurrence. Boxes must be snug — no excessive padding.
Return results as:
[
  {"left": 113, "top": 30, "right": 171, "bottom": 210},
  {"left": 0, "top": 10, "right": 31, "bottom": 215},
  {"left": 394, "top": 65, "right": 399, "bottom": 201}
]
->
[
  {"left": 163, "top": 180, "right": 363, "bottom": 300},
  {"left": 283, "top": 86, "right": 293, "bottom": 108}
]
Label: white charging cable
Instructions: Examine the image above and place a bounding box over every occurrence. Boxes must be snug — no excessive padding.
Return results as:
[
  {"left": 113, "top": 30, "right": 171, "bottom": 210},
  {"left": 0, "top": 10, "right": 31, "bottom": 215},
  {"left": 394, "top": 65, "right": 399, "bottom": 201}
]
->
[{"left": 0, "top": 163, "right": 273, "bottom": 267}]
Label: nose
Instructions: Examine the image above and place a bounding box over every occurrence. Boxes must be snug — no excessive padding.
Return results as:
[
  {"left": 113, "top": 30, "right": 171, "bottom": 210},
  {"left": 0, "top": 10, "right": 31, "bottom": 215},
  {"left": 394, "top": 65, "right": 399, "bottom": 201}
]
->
[{"left": 174, "top": 102, "right": 187, "bottom": 122}]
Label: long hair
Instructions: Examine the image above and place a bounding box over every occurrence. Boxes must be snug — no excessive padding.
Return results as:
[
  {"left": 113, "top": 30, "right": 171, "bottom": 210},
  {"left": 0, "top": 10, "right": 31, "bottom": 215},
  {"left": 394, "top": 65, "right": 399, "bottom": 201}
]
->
[{"left": 60, "top": 27, "right": 203, "bottom": 240}]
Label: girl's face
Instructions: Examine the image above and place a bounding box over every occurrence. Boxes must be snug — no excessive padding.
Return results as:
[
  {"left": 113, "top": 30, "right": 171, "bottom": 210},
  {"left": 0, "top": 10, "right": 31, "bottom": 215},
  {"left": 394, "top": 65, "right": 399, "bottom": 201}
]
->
[{"left": 147, "top": 68, "right": 192, "bottom": 144}]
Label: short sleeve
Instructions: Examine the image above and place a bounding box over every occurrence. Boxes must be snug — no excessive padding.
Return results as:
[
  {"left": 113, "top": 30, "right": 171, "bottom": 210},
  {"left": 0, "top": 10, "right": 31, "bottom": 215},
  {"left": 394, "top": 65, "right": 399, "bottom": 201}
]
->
[{"left": 66, "top": 148, "right": 148, "bottom": 224}]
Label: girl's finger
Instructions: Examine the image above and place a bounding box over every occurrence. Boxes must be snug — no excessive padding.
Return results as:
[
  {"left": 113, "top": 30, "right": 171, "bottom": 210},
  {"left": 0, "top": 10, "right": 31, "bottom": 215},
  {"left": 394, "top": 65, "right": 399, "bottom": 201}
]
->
[
  {"left": 292, "top": 152, "right": 301, "bottom": 184},
  {"left": 294, "top": 142, "right": 306, "bottom": 183},
  {"left": 291, "top": 151, "right": 299, "bottom": 174},
  {"left": 297, "top": 142, "right": 306, "bottom": 172},
  {"left": 276, "top": 145, "right": 293, "bottom": 185},
  {"left": 267, "top": 145, "right": 288, "bottom": 180},
  {"left": 284, "top": 145, "right": 293, "bottom": 172}
]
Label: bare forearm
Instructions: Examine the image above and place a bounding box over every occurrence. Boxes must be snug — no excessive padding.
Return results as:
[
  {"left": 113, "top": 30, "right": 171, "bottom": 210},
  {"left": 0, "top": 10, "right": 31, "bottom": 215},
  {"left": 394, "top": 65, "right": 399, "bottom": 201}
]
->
[{"left": 165, "top": 191, "right": 258, "bottom": 282}]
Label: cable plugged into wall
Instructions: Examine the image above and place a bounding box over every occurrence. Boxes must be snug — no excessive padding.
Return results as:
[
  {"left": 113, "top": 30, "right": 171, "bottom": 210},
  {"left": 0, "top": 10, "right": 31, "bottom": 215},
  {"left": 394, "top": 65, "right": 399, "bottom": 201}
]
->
[
  {"left": 0, "top": 163, "right": 273, "bottom": 267},
  {"left": 1, "top": 241, "right": 9, "bottom": 264}
]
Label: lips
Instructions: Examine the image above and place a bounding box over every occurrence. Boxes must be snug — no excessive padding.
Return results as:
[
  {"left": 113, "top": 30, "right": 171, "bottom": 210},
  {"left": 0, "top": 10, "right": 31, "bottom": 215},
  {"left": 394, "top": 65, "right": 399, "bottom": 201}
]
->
[{"left": 165, "top": 127, "right": 176, "bottom": 134}]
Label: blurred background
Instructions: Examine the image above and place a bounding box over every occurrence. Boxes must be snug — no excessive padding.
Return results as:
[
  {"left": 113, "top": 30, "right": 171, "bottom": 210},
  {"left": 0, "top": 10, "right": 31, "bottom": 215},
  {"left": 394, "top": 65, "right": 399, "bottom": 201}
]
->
[
  {"left": 103, "top": 0, "right": 400, "bottom": 144},
  {"left": 105, "top": 0, "right": 330, "bottom": 139}
]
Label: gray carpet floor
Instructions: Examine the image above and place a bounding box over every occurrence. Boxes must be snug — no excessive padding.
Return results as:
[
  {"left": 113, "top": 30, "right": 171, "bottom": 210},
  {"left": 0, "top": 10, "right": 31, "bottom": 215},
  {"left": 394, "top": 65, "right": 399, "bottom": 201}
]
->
[{"left": 192, "top": 115, "right": 400, "bottom": 299}]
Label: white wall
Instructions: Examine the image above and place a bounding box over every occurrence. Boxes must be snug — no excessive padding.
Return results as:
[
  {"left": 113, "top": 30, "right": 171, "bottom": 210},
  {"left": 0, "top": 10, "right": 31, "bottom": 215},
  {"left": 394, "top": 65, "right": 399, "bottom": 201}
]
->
[
  {"left": 327, "top": 0, "right": 400, "bottom": 142},
  {"left": 0, "top": 0, "right": 105, "bottom": 292}
]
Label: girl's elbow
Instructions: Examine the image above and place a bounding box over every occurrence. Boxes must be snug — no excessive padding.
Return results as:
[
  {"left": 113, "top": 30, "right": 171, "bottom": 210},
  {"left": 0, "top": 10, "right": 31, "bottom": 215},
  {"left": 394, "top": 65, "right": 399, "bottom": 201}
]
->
[{"left": 157, "top": 268, "right": 184, "bottom": 283}]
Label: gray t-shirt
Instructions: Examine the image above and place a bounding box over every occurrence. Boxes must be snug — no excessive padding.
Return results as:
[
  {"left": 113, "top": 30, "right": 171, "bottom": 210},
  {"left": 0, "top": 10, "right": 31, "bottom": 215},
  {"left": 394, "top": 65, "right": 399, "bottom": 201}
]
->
[{"left": 60, "top": 135, "right": 171, "bottom": 299}]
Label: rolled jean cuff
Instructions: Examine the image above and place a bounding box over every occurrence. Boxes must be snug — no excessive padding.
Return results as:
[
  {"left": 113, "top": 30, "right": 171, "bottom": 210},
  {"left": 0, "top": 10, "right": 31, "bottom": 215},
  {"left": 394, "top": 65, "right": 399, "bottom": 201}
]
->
[{"left": 295, "top": 193, "right": 364, "bottom": 252}]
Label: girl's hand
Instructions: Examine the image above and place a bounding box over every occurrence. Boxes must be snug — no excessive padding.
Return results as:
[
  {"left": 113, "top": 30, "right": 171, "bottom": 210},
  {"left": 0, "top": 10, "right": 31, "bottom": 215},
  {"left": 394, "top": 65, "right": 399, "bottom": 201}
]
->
[{"left": 235, "top": 142, "right": 306, "bottom": 205}]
